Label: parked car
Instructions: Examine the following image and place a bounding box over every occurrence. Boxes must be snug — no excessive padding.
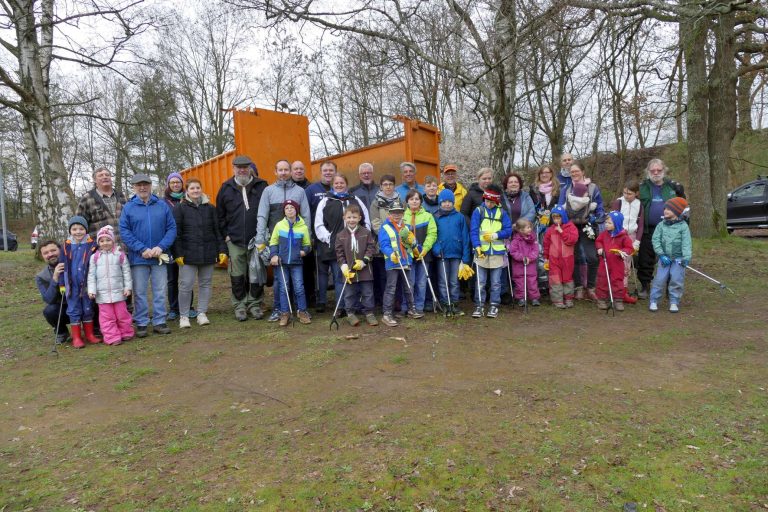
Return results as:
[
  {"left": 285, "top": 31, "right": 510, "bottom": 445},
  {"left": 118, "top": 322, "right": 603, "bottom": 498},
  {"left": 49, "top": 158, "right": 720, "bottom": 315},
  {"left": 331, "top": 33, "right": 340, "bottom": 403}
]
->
[
  {"left": 31, "top": 225, "right": 39, "bottom": 250},
  {"left": 727, "top": 175, "right": 768, "bottom": 233},
  {"left": 0, "top": 229, "right": 18, "bottom": 251}
]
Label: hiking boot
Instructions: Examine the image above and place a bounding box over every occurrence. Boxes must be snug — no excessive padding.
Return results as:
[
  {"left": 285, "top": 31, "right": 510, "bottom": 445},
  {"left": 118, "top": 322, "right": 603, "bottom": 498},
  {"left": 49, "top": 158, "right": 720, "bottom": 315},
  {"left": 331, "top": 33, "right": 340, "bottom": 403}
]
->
[
  {"left": 381, "top": 314, "right": 398, "bottom": 327},
  {"left": 297, "top": 310, "right": 312, "bottom": 324},
  {"left": 517, "top": 299, "right": 526, "bottom": 307},
  {"left": 472, "top": 306, "right": 484, "bottom": 318},
  {"left": 179, "top": 316, "right": 191, "bottom": 329},
  {"left": 188, "top": 308, "right": 198, "bottom": 319},
  {"left": 168, "top": 311, "right": 178, "bottom": 320},
  {"left": 531, "top": 299, "right": 541, "bottom": 307},
  {"left": 553, "top": 302, "right": 567, "bottom": 309},
  {"left": 315, "top": 303, "right": 326, "bottom": 313},
  {"left": 649, "top": 302, "right": 658, "bottom": 312},
  {"left": 585, "top": 288, "right": 598, "bottom": 302},
  {"left": 249, "top": 307, "right": 264, "bottom": 320},
  {"left": 279, "top": 313, "right": 290, "bottom": 326},
  {"left": 487, "top": 305, "right": 499, "bottom": 318},
  {"left": 70, "top": 324, "right": 85, "bottom": 349},
  {"left": 136, "top": 325, "right": 149, "bottom": 338},
  {"left": 565, "top": 299, "right": 574, "bottom": 308},
  {"left": 153, "top": 323, "right": 171, "bottom": 335},
  {"left": 574, "top": 287, "right": 585, "bottom": 300},
  {"left": 234, "top": 309, "right": 247, "bottom": 322},
  {"left": 669, "top": 303, "right": 679, "bottom": 313},
  {"left": 407, "top": 309, "right": 424, "bottom": 319},
  {"left": 615, "top": 300, "right": 625, "bottom": 311},
  {"left": 196, "top": 313, "right": 210, "bottom": 326},
  {"left": 637, "top": 285, "right": 649, "bottom": 300},
  {"left": 268, "top": 310, "right": 281, "bottom": 322},
  {"left": 622, "top": 292, "right": 637, "bottom": 304},
  {"left": 365, "top": 313, "right": 378, "bottom": 326},
  {"left": 347, "top": 313, "right": 360, "bottom": 326},
  {"left": 597, "top": 300, "right": 609, "bottom": 310}
]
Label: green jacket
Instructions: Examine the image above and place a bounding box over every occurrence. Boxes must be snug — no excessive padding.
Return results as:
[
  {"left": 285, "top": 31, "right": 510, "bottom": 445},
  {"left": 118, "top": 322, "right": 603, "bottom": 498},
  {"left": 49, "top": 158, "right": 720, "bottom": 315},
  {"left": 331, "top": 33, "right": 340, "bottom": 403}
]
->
[
  {"left": 404, "top": 207, "right": 437, "bottom": 262},
  {"left": 639, "top": 178, "right": 685, "bottom": 229},
  {"left": 652, "top": 219, "right": 692, "bottom": 261}
]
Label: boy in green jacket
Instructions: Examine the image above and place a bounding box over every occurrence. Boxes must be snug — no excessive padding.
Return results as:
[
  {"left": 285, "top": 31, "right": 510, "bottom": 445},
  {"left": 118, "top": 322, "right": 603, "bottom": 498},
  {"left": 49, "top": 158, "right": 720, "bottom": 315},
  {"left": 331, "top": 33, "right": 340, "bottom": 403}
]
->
[{"left": 649, "top": 197, "right": 692, "bottom": 313}]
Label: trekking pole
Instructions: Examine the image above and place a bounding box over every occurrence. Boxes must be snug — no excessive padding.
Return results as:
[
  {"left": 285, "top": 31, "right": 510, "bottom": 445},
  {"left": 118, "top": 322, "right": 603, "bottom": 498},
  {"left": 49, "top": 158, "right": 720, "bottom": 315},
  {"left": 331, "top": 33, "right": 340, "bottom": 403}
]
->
[
  {"left": 278, "top": 264, "right": 294, "bottom": 326},
  {"left": 684, "top": 264, "right": 735, "bottom": 294},
  {"left": 420, "top": 257, "right": 443, "bottom": 313},
  {"left": 51, "top": 297, "right": 65, "bottom": 357},
  {"left": 506, "top": 255, "right": 515, "bottom": 310},
  {"left": 397, "top": 257, "right": 417, "bottom": 309},
  {"left": 603, "top": 253, "right": 615, "bottom": 316},
  {"left": 329, "top": 278, "right": 347, "bottom": 330},
  {"left": 440, "top": 256, "right": 453, "bottom": 317},
  {"left": 523, "top": 258, "right": 529, "bottom": 315},
  {"left": 629, "top": 255, "right": 640, "bottom": 297},
  {"left": 474, "top": 259, "right": 482, "bottom": 308}
]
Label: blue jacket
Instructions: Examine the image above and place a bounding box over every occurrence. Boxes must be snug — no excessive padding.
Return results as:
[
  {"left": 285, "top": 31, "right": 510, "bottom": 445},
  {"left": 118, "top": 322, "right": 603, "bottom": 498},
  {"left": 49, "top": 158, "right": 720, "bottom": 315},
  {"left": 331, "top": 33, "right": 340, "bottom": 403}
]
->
[
  {"left": 432, "top": 207, "right": 471, "bottom": 263},
  {"left": 58, "top": 236, "right": 98, "bottom": 297},
  {"left": 396, "top": 182, "right": 425, "bottom": 202},
  {"left": 470, "top": 205, "right": 513, "bottom": 255},
  {"left": 269, "top": 216, "right": 312, "bottom": 265},
  {"left": 119, "top": 194, "right": 177, "bottom": 266},
  {"left": 379, "top": 218, "right": 414, "bottom": 271},
  {"left": 305, "top": 181, "right": 331, "bottom": 225},
  {"left": 501, "top": 190, "right": 536, "bottom": 223}
]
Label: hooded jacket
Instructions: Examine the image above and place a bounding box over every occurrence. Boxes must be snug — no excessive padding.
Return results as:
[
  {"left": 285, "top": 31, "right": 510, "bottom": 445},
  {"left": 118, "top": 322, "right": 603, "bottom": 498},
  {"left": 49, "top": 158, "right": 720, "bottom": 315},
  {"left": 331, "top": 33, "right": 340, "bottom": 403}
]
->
[
  {"left": 314, "top": 192, "right": 371, "bottom": 261},
  {"left": 269, "top": 216, "right": 311, "bottom": 265},
  {"left": 652, "top": 217, "right": 692, "bottom": 261},
  {"left": 58, "top": 236, "right": 98, "bottom": 297},
  {"left": 119, "top": 194, "right": 177, "bottom": 266},
  {"left": 595, "top": 211, "right": 635, "bottom": 269},
  {"left": 215, "top": 175, "right": 268, "bottom": 247},
  {"left": 438, "top": 181, "right": 468, "bottom": 212},
  {"left": 404, "top": 206, "right": 437, "bottom": 262},
  {"left": 432, "top": 207, "right": 471, "bottom": 263},
  {"left": 460, "top": 182, "right": 487, "bottom": 221},
  {"left": 255, "top": 179, "right": 311, "bottom": 246},
  {"left": 470, "top": 204, "right": 513, "bottom": 256},
  {"left": 172, "top": 194, "right": 226, "bottom": 265},
  {"left": 543, "top": 206, "right": 579, "bottom": 261},
  {"left": 507, "top": 231, "right": 540, "bottom": 269},
  {"left": 87, "top": 247, "right": 132, "bottom": 304}
]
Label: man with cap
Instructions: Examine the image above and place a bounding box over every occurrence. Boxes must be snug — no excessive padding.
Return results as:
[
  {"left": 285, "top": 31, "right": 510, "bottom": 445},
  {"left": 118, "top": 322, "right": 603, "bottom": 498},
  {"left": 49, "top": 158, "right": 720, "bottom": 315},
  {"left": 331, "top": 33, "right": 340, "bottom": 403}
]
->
[
  {"left": 119, "top": 173, "right": 177, "bottom": 337},
  {"left": 438, "top": 164, "right": 468, "bottom": 212},
  {"left": 216, "top": 155, "right": 269, "bottom": 321},
  {"left": 637, "top": 158, "right": 686, "bottom": 299},
  {"left": 395, "top": 161, "right": 425, "bottom": 202},
  {"left": 76, "top": 166, "right": 128, "bottom": 243},
  {"left": 255, "top": 159, "right": 311, "bottom": 322}
]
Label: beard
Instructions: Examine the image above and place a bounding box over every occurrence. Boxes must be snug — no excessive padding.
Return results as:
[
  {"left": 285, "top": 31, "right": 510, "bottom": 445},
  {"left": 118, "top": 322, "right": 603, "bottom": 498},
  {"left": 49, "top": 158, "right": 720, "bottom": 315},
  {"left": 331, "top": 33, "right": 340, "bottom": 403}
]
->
[
  {"left": 235, "top": 174, "right": 252, "bottom": 187},
  {"left": 650, "top": 175, "right": 664, "bottom": 185}
]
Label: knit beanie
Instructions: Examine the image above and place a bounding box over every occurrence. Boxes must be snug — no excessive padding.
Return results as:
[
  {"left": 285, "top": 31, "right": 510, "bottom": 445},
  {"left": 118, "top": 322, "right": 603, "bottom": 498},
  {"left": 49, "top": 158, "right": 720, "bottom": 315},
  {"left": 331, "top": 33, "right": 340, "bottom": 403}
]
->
[
  {"left": 283, "top": 199, "right": 301, "bottom": 213},
  {"left": 166, "top": 172, "right": 184, "bottom": 186},
  {"left": 572, "top": 181, "right": 588, "bottom": 197},
  {"left": 96, "top": 225, "right": 115, "bottom": 243},
  {"left": 482, "top": 184, "right": 502, "bottom": 204},
  {"left": 68, "top": 215, "right": 88, "bottom": 232},
  {"left": 438, "top": 189, "right": 455, "bottom": 205},
  {"left": 665, "top": 197, "right": 688, "bottom": 217}
]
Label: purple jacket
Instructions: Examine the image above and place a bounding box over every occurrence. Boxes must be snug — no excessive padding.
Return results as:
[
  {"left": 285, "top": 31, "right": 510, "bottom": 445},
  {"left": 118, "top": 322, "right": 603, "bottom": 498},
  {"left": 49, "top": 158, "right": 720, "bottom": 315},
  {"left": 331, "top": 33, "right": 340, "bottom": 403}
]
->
[{"left": 507, "top": 231, "right": 539, "bottom": 278}]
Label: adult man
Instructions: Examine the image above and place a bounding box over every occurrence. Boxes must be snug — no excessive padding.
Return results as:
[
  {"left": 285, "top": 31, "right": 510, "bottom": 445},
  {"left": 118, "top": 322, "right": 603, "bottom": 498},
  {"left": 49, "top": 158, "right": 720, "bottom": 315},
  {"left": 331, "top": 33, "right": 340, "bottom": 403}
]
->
[
  {"left": 306, "top": 161, "right": 336, "bottom": 221},
  {"left": 119, "top": 174, "right": 177, "bottom": 337},
  {"left": 438, "top": 164, "right": 468, "bottom": 212},
  {"left": 291, "top": 160, "right": 311, "bottom": 189},
  {"left": 255, "top": 159, "right": 312, "bottom": 321},
  {"left": 637, "top": 158, "right": 686, "bottom": 298},
  {"left": 36, "top": 240, "right": 69, "bottom": 344},
  {"left": 216, "top": 155, "right": 269, "bottom": 321},
  {"left": 350, "top": 162, "right": 379, "bottom": 212},
  {"left": 76, "top": 166, "right": 128, "bottom": 241},
  {"left": 557, "top": 153, "right": 574, "bottom": 190},
  {"left": 396, "top": 161, "right": 425, "bottom": 201}
]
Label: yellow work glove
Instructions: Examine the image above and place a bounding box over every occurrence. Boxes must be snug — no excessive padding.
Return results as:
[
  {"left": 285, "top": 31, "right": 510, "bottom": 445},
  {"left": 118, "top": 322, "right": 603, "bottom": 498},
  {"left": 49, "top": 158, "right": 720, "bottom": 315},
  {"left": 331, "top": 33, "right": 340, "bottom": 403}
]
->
[
  {"left": 458, "top": 263, "right": 474, "bottom": 280},
  {"left": 406, "top": 232, "right": 416, "bottom": 246},
  {"left": 158, "top": 253, "right": 170, "bottom": 265},
  {"left": 340, "top": 264, "right": 355, "bottom": 283},
  {"left": 256, "top": 243, "right": 266, "bottom": 252},
  {"left": 539, "top": 214, "right": 550, "bottom": 227},
  {"left": 474, "top": 247, "right": 485, "bottom": 260},
  {"left": 480, "top": 232, "right": 497, "bottom": 242},
  {"left": 217, "top": 253, "right": 228, "bottom": 265},
  {"left": 412, "top": 248, "right": 422, "bottom": 260},
  {"left": 390, "top": 252, "right": 400, "bottom": 264},
  {"left": 543, "top": 260, "right": 550, "bottom": 271},
  {"left": 59, "top": 285, "right": 66, "bottom": 295},
  {"left": 352, "top": 259, "right": 365, "bottom": 271},
  {"left": 174, "top": 256, "right": 185, "bottom": 266}
]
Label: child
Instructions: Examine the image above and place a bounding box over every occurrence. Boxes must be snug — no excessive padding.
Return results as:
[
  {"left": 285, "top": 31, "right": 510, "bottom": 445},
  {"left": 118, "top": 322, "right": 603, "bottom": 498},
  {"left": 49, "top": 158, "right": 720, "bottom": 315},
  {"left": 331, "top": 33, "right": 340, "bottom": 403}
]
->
[
  {"left": 403, "top": 189, "right": 437, "bottom": 315},
  {"left": 470, "top": 184, "right": 512, "bottom": 318},
  {"left": 611, "top": 179, "right": 644, "bottom": 303},
  {"left": 650, "top": 197, "right": 692, "bottom": 313},
  {"left": 87, "top": 226, "right": 134, "bottom": 345},
  {"left": 595, "top": 211, "right": 635, "bottom": 311},
  {"left": 379, "top": 198, "right": 423, "bottom": 326},
  {"left": 335, "top": 204, "right": 377, "bottom": 326},
  {"left": 59, "top": 215, "right": 100, "bottom": 348},
  {"left": 422, "top": 176, "right": 440, "bottom": 215},
  {"left": 507, "top": 218, "right": 541, "bottom": 307},
  {"left": 432, "top": 189, "right": 472, "bottom": 315},
  {"left": 269, "top": 200, "right": 312, "bottom": 326},
  {"left": 543, "top": 205, "right": 579, "bottom": 308}
]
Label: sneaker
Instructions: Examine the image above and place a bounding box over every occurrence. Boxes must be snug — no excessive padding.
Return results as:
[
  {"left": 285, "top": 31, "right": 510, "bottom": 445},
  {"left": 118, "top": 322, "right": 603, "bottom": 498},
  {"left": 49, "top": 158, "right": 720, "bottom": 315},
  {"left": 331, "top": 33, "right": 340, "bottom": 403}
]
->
[
  {"left": 531, "top": 300, "right": 541, "bottom": 307},
  {"left": 565, "top": 299, "right": 574, "bottom": 308},
  {"left": 179, "top": 316, "right": 191, "bottom": 329},
  {"left": 669, "top": 303, "right": 679, "bottom": 313},
  {"left": 394, "top": 311, "right": 405, "bottom": 319},
  {"left": 297, "top": 310, "right": 312, "bottom": 324},
  {"left": 472, "top": 306, "right": 484, "bottom": 318},
  {"left": 279, "top": 313, "right": 290, "bottom": 326},
  {"left": 487, "top": 305, "right": 499, "bottom": 318},
  {"left": 615, "top": 300, "right": 625, "bottom": 311},
  {"left": 153, "top": 323, "right": 171, "bottom": 335},
  {"left": 136, "top": 325, "right": 149, "bottom": 338},
  {"left": 597, "top": 300, "right": 609, "bottom": 310},
  {"left": 188, "top": 308, "right": 198, "bottom": 319},
  {"left": 517, "top": 299, "right": 526, "bottom": 307},
  {"left": 249, "top": 307, "right": 264, "bottom": 320},
  {"left": 196, "top": 313, "right": 210, "bottom": 326},
  {"left": 381, "top": 314, "right": 398, "bottom": 327},
  {"left": 585, "top": 288, "right": 599, "bottom": 302},
  {"left": 347, "top": 313, "right": 360, "bottom": 326},
  {"left": 167, "top": 311, "right": 178, "bottom": 320},
  {"left": 315, "top": 303, "right": 326, "bottom": 314},
  {"left": 553, "top": 302, "right": 567, "bottom": 309},
  {"left": 365, "top": 313, "right": 378, "bottom": 326},
  {"left": 268, "top": 311, "right": 281, "bottom": 322},
  {"left": 407, "top": 309, "right": 424, "bottom": 319},
  {"left": 574, "top": 287, "right": 585, "bottom": 300},
  {"left": 234, "top": 309, "right": 247, "bottom": 322},
  {"left": 454, "top": 308, "right": 465, "bottom": 316},
  {"left": 649, "top": 302, "right": 658, "bottom": 312}
]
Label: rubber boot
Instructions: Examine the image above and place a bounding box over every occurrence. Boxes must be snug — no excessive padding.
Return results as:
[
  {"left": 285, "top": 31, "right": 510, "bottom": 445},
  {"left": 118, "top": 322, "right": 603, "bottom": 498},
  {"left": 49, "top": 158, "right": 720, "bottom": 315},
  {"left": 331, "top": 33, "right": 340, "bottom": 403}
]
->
[
  {"left": 622, "top": 291, "right": 637, "bottom": 304},
  {"left": 83, "top": 321, "right": 102, "bottom": 344},
  {"left": 71, "top": 324, "right": 85, "bottom": 349}
]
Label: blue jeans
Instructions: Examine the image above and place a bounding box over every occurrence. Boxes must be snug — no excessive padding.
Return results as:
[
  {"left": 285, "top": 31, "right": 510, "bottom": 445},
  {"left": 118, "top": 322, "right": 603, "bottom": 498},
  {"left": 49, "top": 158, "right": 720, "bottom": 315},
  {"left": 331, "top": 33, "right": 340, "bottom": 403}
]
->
[
  {"left": 317, "top": 259, "right": 343, "bottom": 307},
  {"left": 274, "top": 263, "right": 307, "bottom": 313},
  {"left": 650, "top": 260, "right": 685, "bottom": 305},
  {"left": 132, "top": 264, "right": 168, "bottom": 326},
  {"left": 475, "top": 266, "right": 503, "bottom": 306},
  {"left": 402, "top": 260, "right": 428, "bottom": 312},
  {"left": 436, "top": 258, "right": 461, "bottom": 305}
]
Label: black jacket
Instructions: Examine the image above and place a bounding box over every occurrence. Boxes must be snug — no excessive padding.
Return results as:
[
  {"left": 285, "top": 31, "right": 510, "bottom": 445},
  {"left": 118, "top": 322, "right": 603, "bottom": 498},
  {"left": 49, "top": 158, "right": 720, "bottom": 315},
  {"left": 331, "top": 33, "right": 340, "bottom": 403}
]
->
[
  {"left": 460, "top": 182, "right": 487, "bottom": 222},
  {"left": 314, "top": 193, "right": 369, "bottom": 261},
  {"left": 215, "top": 176, "right": 268, "bottom": 247},
  {"left": 173, "top": 196, "right": 227, "bottom": 265}
]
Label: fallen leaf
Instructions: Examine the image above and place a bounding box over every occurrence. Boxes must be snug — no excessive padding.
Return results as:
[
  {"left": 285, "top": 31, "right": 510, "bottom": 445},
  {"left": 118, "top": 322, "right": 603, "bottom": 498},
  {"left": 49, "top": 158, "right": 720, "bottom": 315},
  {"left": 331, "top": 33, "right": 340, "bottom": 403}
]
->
[
  {"left": 345, "top": 334, "right": 359, "bottom": 340},
  {"left": 686, "top": 445, "right": 700, "bottom": 450},
  {"left": 493, "top": 389, "right": 502, "bottom": 396},
  {"left": 390, "top": 336, "right": 407, "bottom": 342}
]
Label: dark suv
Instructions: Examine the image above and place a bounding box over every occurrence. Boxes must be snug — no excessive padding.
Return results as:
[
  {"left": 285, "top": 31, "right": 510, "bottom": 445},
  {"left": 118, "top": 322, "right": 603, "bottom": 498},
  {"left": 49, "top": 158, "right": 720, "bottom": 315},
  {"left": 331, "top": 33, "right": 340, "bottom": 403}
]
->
[{"left": 727, "top": 175, "right": 768, "bottom": 233}]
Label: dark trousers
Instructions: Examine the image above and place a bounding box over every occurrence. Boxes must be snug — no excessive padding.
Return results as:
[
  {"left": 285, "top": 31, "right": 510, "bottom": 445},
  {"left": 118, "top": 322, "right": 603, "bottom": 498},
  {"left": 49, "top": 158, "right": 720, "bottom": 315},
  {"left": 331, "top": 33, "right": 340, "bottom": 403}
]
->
[
  {"left": 637, "top": 226, "right": 657, "bottom": 288},
  {"left": 372, "top": 257, "right": 386, "bottom": 307},
  {"left": 43, "top": 302, "right": 70, "bottom": 334},
  {"left": 303, "top": 253, "right": 317, "bottom": 307},
  {"left": 384, "top": 268, "right": 413, "bottom": 314},
  {"left": 573, "top": 226, "right": 598, "bottom": 289},
  {"left": 344, "top": 281, "right": 374, "bottom": 314}
]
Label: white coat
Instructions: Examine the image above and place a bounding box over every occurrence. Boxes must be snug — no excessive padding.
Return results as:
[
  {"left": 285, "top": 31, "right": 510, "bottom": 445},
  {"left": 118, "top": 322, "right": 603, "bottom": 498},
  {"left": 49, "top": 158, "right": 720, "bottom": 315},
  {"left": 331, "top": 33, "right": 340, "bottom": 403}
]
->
[{"left": 87, "top": 249, "right": 132, "bottom": 304}]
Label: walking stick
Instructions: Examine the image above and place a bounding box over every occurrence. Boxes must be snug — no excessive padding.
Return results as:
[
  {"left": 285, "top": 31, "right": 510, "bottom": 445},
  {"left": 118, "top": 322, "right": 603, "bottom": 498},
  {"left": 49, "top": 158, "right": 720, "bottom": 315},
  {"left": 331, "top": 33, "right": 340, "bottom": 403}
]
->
[
  {"left": 523, "top": 258, "right": 529, "bottom": 315},
  {"left": 440, "top": 257, "right": 454, "bottom": 317},
  {"left": 419, "top": 257, "right": 443, "bottom": 313},
  {"left": 51, "top": 297, "right": 65, "bottom": 357},
  {"left": 506, "top": 255, "right": 515, "bottom": 310},
  {"left": 629, "top": 255, "right": 640, "bottom": 297},
  {"left": 397, "top": 257, "right": 417, "bottom": 310},
  {"left": 474, "top": 259, "right": 482, "bottom": 308},
  {"left": 329, "top": 279, "right": 348, "bottom": 330},
  {"left": 684, "top": 264, "right": 735, "bottom": 294},
  {"left": 603, "top": 253, "right": 615, "bottom": 316},
  {"left": 278, "top": 264, "right": 294, "bottom": 326}
]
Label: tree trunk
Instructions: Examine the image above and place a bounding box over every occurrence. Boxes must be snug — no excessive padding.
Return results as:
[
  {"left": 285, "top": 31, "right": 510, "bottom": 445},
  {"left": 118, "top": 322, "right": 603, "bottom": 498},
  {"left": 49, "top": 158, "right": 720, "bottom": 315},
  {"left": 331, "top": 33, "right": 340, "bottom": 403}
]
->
[{"left": 736, "top": 71, "right": 755, "bottom": 132}]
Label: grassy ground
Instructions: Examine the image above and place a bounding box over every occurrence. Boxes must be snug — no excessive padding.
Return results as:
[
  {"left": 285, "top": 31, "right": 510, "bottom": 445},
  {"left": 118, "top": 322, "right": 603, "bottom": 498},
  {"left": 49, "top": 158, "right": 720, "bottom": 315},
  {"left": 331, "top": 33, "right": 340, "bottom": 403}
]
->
[{"left": 1, "top": 236, "right": 766, "bottom": 511}]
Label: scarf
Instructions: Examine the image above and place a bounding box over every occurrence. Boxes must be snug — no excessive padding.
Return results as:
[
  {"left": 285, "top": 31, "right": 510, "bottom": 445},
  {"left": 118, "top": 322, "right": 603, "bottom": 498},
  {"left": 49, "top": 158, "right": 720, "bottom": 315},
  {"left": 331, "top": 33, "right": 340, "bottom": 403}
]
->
[
  {"left": 235, "top": 176, "right": 253, "bottom": 210},
  {"left": 560, "top": 167, "right": 571, "bottom": 179},
  {"left": 505, "top": 191, "right": 522, "bottom": 222},
  {"left": 347, "top": 224, "right": 359, "bottom": 256},
  {"left": 170, "top": 191, "right": 184, "bottom": 200},
  {"left": 388, "top": 216, "right": 408, "bottom": 259},
  {"left": 331, "top": 190, "right": 349, "bottom": 200},
  {"left": 538, "top": 181, "right": 553, "bottom": 205}
]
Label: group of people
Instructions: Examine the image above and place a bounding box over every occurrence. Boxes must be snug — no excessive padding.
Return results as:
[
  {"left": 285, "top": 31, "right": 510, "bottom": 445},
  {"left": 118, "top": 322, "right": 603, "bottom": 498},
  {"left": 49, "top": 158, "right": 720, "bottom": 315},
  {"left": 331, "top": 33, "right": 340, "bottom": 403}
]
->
[{"left": 36, "top": 153, "right": 692, "bottom": 348}]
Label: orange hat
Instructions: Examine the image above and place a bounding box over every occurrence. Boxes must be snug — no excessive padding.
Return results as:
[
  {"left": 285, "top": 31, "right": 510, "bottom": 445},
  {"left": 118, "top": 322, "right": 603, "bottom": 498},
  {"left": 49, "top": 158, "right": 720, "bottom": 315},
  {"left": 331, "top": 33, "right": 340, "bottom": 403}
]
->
[
  {"left": 665, "top": 197, "right": 688, "bottom": 217},
  {"left": 443, "top": 164, "right": 458, "bottom": 173}
]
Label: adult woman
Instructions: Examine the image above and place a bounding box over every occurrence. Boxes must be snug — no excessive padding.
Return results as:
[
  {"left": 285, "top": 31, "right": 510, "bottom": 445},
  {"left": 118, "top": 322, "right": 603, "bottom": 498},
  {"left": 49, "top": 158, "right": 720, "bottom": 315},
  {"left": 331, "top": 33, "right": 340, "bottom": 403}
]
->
[
  {"left": 460, "top": 167, "right": 495, "bottom": 221},
  {"left": 530, "top": 165, "right": 560, "bottom": 217},
  {"left": 501, "top": 172, "right": 536, "bottom": 225},
  {"left": 369, "top": 175, "right": 400, "bottom": 305},
  {"left": 315, "top": 174, "right": 371, "bottom": 309},
  {"left": 558, "top": 162, "right": 604, "bottom": 301},
  {"left": 163, "top": 173, "right": 194, "bottom": 319},
  {"left": 171, "top": 178, "right": 227, "bottom": 328}
]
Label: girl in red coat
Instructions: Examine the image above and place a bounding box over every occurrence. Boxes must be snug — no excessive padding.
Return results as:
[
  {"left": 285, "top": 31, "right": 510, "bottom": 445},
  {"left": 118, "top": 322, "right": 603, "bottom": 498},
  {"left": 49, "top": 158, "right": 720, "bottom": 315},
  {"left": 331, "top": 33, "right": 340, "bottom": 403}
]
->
[
  {"left": 507, "top": 219, "right": 541, "bottom": 306},
  {"left": 543, "top": 205, "right": 579, "bottom": 308},
  {"left": 595, "top": 211, "right": 635, "bottom": 311}
]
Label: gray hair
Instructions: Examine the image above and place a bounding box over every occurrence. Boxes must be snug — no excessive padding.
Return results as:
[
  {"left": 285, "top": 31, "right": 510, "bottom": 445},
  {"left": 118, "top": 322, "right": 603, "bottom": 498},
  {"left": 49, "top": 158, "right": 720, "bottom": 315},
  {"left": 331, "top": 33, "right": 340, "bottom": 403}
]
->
[
  {"left": 92, "top": 166, "right": 111, "bottom": 179},
  {"left": 358, "top": 162, "right": 374, "bottom": 173},
  {"left": 645, "top": 158, "right": 668, "bottom": 177},
  {"left": 399, "top": 161, "right": 416, "bottom": 173}
]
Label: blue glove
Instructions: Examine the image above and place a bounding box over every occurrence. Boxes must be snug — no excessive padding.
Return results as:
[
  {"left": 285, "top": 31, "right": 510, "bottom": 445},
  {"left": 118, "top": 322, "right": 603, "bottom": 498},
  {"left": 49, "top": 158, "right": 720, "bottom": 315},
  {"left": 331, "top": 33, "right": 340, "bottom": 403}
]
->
[
  {"left": 659, "top": 255, "right": 672, "bottom": 267},
  {"left": 588, "top": 215, "right": 596, "bottom": 224},
  {"left": 675, "top": 258, "right": 688, "bottom": 267}
]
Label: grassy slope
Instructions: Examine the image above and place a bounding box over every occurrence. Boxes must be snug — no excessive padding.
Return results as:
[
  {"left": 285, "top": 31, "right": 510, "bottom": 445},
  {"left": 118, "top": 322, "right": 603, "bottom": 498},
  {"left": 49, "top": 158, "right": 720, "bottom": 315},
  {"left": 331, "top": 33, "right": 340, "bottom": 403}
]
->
[{"left": 0, "top": 238, "right": 766, "bottom": 511}]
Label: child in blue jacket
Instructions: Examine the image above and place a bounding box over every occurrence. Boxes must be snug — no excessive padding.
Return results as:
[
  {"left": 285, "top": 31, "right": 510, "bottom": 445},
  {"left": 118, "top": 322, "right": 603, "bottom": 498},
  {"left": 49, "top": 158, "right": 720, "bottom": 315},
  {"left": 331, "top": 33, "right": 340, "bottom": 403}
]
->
[
  {"left": 269, "top": 200, "right": 312, "bottom": 326},
  {"left": 432, "top": 189, "right": 472, "bottom": 315},
  {"left": 59, "top": 216, "right": 100, "bottom": 348}
]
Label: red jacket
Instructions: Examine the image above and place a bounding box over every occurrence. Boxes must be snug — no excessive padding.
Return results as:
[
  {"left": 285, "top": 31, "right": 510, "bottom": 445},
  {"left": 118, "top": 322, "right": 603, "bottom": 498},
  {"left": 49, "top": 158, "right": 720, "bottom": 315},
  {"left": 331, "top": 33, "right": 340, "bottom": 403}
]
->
[{"left": 543, "top": 222, "right": 579, "bottom": 261}]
